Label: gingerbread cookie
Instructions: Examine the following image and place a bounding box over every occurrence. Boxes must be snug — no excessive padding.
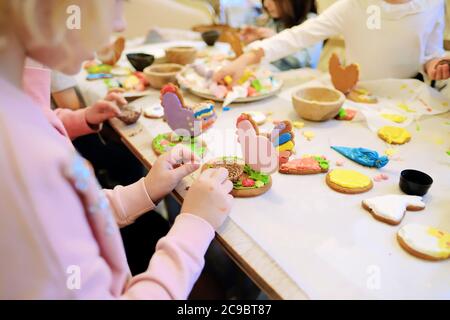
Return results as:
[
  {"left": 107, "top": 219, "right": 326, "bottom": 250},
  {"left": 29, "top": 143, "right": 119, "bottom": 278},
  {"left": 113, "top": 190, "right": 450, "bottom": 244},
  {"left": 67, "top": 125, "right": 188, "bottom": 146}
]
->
[
  {"left": 161, "top": 83, "right": 216, "bottom": 137},
  {"left": 326, "top": 169, "right": 373, "bottom": 194},
  {"left": 152, "top": 132, "right": 207, "bottom": 157},
  {"left": 117, "top": 105, "right": 142, "bottom": 125},
  {"left": 279, "top": 155, "right": 329, "bottom": 175},
  {"left": 347, "top": 87, "right": 378, "bottom": 104},
  {"left": 245, "top": 111, "right": 267, "bottom": 125},
  {"left": 397, "top": 224, "right": 450, "bottom": 261},
  {"left": 237, "top": 113, "right": 259, "bottom": 135},
  {"left": 202, "top": 157, "right": 272, "bottom": 197},
  {"left": 329, "top": 53, "right": 359, "bottom": 94},
  {"left": 378, "top": 126, "right": 411, "bottom": 145},
  {"left": 362, "top": 195, "right": 425, "bottom": 225},
  {"left": 144, "top": 104, "right": 164, "bottom": 119},
  {"left": 271, "top": 120, "right": 295, "bottom": 165}
]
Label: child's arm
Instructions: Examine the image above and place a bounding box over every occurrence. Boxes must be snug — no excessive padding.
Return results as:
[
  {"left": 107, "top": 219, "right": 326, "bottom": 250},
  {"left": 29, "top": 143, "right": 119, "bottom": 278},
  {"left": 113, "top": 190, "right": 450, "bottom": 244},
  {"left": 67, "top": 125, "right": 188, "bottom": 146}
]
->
[
  {"left": 55, "top": 92, "right": 123, "bottom": 140},
  {"left": 423, "top": 3, "right": 448, "bottom": 80},
  {"left": 214, "top": 0, "right": 349, "bottom": 83}
]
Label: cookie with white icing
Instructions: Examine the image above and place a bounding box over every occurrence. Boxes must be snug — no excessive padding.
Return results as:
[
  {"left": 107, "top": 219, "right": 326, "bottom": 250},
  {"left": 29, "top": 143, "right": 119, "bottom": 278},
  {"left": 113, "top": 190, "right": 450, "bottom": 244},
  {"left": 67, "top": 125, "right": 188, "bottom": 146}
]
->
[
  {"left": 245, "top": 111, "right": 267, "bottom": 125},
  {"left": 397, "top": 224, "right": 450, "bottom": 261},
  {"left": 362, "top": 195, "right": 425, "bottom": 225},
  {"left": 144, "top": 104, "right": 164, "bottom": 119}
]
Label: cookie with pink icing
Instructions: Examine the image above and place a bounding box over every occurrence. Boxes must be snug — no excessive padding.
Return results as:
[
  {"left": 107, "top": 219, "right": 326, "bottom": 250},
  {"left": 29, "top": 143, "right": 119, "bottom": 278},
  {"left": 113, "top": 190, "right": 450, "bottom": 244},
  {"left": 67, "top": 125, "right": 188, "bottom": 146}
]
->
[{"left": 362, "top": 195, "right": 425, "bottom": 225}]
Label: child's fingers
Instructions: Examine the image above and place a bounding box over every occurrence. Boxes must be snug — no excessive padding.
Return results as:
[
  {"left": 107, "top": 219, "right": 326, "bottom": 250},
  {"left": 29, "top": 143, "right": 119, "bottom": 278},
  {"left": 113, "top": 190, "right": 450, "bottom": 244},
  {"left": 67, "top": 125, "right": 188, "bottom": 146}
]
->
[
  {"left": 165, "top": 144, "right": 200, "bottom": 165},
  {"left": 208, "top": 167, "right": 229, "bottom": 183},
  {"left": 105, "top": 92, "right": 127, "bottom": 105},
  {"left": 440, "top": 64, "right": 450, "bottom": 79},
  {"left": 171, "top": 163, "right": 200, "bottom": 181},
  {"left": 221, "top": 179, "right": 234, "bottom": 194}
]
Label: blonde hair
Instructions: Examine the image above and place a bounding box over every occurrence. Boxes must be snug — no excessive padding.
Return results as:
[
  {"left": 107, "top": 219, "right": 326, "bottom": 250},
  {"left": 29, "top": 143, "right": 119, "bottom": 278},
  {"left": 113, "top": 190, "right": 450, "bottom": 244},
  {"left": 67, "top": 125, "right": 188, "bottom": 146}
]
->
[{"left": 0, "top": 0, "right": 113, "bottom": 67}]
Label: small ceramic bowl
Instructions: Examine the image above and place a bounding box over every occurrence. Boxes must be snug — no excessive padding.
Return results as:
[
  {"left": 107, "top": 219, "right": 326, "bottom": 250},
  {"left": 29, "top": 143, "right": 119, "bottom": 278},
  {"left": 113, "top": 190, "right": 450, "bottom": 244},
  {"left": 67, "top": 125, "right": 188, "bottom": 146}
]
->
[
  {"left": 165, "top": 46, "right": 197, "bottom": 65},
  {"left": 126, "top": 53, "right": 155, "bottom": 72},
  {"left": 143, "top": 63, "right": 184, "bottom": 89},
  {"left": 292, "top": 87, "right": 345, "bottom": 122},
  {"left": 400, "top": 169, "right": 433, "bottom": 196},
  {"left": 202, "top": 30, "right": 220, "bottom": 46}
]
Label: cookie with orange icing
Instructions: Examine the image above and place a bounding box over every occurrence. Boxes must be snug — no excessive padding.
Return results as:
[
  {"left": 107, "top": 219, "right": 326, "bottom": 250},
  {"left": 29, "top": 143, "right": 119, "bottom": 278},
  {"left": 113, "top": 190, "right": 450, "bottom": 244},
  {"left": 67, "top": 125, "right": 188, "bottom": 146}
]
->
[
  {"left": 397, "top": 224, "right": 450, "bottom": 261},
  {"left": 326, "top": 168, "right": 373, "bottom": 194},
  {"left": 279, "top": 155, "right": 329, "bottom": 175}
]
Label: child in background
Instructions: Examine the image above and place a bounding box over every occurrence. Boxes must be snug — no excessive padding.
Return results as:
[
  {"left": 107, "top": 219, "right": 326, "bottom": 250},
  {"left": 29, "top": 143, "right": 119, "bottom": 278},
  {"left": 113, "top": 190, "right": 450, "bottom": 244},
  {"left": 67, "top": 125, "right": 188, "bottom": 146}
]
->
[
  {"left": 0, "top": 0, "right": 233, "bottom": 299},
  {"left": 215, "top": 0, "right": 450, "bottom": 83},
  {"left": 241, "top": 0, "right": 322, "bottom": 70}
]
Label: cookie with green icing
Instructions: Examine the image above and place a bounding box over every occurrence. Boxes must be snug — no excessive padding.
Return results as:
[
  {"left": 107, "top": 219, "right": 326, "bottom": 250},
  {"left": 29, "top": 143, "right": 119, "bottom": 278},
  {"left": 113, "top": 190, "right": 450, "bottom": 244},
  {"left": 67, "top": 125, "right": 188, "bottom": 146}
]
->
[
  {"left": 202, "top": 157, "right": 272, "bottom": 197},
  {"left": 152, "top": 132, "right": 207, "bottom": 156}
]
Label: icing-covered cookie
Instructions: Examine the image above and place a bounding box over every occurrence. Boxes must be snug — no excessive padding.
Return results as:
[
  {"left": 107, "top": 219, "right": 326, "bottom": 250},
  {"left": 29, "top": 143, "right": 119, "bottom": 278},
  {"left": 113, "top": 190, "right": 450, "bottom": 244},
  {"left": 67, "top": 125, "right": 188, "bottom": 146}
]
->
[
  {"left": 378, "top": 126, "right": 411, "bottom": 145},
  {"left": 143, "top": 104, "right": 164, "bottom": 119},
  {"left": 279, "top": 155, "right": 329, "bottom": 175},
  {"left": 347, "top": 87, "right": 378, "bottom": 104},
  {"left": 202, "top": 157, "right": 272, "bottom": 198},
  {"left": 245, "top": 111, "right": 267, "bottom": 125},
  {"left": 397, "top": 224, "right": 450, "bottom": 261},
  {"left": 362, "top": 195, "right": 425, "bottom": 225},
  {"left": 326, "top": 169, "right": 373, "bottom": 194}
]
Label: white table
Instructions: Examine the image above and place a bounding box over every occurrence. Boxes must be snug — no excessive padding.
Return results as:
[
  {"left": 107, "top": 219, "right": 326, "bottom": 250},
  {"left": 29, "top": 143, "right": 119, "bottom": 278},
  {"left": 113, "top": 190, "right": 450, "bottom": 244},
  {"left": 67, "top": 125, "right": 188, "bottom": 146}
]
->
[{"left": 77, "top": 44, "right": 450, "bottom": 299}]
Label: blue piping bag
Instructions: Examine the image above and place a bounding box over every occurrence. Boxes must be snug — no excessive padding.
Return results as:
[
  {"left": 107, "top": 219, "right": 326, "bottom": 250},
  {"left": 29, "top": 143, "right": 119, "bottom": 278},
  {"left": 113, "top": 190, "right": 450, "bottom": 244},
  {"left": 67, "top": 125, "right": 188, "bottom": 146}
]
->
[{"left": 331, "top": 146, "right": 389, "bottom": 168}]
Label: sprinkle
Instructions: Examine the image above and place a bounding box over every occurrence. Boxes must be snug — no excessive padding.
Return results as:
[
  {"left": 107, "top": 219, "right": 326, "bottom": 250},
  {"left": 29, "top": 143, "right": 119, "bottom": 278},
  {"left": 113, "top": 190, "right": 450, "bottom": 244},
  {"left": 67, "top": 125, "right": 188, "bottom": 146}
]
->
[
  {"left": 447, "top": 151, "right": 450, "bottom": 156},
  {"left": 224, "top": 75, "right": 233, "bottom": 85},
  {"left": 434, "top": 138, "right": 444, "bottom": 145},
  {"left": 303, "top": 131, "right": 315, "bottom": 141},
  {"left": 398, "top": 102, "right": 415, "bottom": 113},
  {"left": 385, "top": 148, "right": 397, "bottom": 157},
  {"left": 266, "top": 111, "right": 273, "bottom": 116},
  {"left": 442, "top": 102, "right": 449, "bottom": 107},
  {"left": 336, "top": 160, "right": 345, "bottom": 166},
  {"left": 381, "top": 174, "right": 389, "bottom": 180},
  {"left": 293, "top": 121, "right": 305, "bottom": 129},
  {"left": 374, "top": 175, "right": 383, "bottom": 182},
  {"left": 223, "top": 107, "right": 231, "bottom": 111},
  {"left": 400, "top": 84, "right": 408, "bottom": 90}
]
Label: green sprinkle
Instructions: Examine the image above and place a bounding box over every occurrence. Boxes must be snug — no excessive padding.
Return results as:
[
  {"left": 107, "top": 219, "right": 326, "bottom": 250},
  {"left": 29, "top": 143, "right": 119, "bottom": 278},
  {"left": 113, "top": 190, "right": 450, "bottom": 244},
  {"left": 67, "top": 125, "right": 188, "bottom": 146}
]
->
[{"left": 255, "top": 181, "right": 264, "bottom": 188}]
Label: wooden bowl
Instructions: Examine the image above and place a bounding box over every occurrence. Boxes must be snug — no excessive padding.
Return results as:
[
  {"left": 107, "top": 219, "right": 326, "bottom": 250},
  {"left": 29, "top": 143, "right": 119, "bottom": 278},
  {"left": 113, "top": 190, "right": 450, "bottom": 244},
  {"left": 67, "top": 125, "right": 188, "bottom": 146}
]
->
[
  {"left": 292, "top": 87, "right": 345, "bottom": 122},
  {"left": 165, "top": 46, "right": 197, "bottom": 65},
  {"left": 143, "top": 63, "right": 184, "bottom": 89}
]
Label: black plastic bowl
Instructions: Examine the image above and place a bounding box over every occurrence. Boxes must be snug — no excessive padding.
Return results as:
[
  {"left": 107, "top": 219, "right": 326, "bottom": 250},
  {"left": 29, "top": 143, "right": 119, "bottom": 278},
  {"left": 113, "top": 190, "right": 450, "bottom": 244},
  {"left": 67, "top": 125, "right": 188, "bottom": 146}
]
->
[
  {"left": 201, "top": 30, "right": 220, "bottom": 46},
  {"left": 400, "top": 169, "right": 433, "bottom": 196},
  {"left": 126, "top": 53, "right": 155, "bottom": 71}
]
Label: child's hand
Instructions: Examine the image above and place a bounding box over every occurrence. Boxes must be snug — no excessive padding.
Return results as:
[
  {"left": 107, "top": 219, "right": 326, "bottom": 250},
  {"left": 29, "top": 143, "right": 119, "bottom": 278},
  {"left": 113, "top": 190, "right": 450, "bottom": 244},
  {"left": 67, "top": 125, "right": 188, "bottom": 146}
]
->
[
  {"left": 181, "top": 167, "right": 233, "bottom": 230},
  {"left": 426, "top": 58, "right": 450, "bottom": 81},
  {"left": 213, "top": 49, "right": 264, "bottom": 85},
  {"left": 144, "top": 145, "right": 201, "bottom": 204},
  {"left": 85, "top": 92, "right": 127, "bottom": 126}
]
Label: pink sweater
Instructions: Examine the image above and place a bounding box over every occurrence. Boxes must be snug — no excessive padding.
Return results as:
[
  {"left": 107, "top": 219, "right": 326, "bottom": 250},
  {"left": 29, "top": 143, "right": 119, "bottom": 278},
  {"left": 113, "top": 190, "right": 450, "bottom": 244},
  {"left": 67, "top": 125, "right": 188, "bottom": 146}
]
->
[{"left": 0, "top": 71, "right": 214, "bottom": 299}]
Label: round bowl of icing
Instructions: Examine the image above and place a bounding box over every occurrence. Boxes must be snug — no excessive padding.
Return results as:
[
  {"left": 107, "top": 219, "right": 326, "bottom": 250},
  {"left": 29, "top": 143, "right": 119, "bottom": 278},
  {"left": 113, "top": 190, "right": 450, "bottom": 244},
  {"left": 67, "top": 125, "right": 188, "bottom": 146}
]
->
[
  {"left": 143, "top": 63, "right": 184, "bottom": 89},
  {"left": 292, "top": 87, "right": 345, "bottom": 122},
  {"left": 201, "top": 30, "right": 220, "bottom": 46},
  {"left": 400, "top": 169, "right": 433, "bottom": 196},
  {"left": 165, "top": 46, "right": 197, "bottom": 65},
  {"left": 126, "top": 53, "right": 155, "bottom": 71}
]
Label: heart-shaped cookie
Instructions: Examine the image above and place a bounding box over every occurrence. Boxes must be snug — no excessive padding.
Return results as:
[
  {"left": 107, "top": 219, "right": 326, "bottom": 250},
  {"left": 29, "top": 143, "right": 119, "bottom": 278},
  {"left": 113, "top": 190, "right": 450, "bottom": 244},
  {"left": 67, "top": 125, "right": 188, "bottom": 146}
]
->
[{"left": 329, "top": 53, "right": 359, "bottom": 94}]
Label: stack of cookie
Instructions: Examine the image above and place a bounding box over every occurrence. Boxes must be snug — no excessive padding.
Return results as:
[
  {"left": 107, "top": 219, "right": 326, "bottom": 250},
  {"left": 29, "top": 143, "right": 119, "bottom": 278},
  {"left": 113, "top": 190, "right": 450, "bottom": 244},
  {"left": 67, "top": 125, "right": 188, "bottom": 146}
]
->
[{"left": 271, "top": 120, "right": 295, "bottom": 165}]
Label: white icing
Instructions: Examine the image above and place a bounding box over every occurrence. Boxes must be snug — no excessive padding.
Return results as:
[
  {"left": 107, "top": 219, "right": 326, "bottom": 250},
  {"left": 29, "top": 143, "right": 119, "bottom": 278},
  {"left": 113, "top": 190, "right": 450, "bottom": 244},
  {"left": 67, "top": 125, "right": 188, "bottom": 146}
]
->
[
  {"left": 398, "top": 224, "right": 449, "bottom": 259},
  {"left": 363, "top": 195, "right": 424, "bottom": 223},
  {"left": 144, "top": 104, "right": 164, "bottom": 118},
  {"left": 246, "top": 111, "right": 266, "bottom": 125}
]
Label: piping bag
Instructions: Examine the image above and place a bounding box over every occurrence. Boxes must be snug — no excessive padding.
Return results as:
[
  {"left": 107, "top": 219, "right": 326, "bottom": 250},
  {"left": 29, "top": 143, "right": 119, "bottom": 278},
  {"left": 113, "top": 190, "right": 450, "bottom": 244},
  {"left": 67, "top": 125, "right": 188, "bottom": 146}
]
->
[{"left": 331, "top": 146, "right": 389, "bottom": 168}]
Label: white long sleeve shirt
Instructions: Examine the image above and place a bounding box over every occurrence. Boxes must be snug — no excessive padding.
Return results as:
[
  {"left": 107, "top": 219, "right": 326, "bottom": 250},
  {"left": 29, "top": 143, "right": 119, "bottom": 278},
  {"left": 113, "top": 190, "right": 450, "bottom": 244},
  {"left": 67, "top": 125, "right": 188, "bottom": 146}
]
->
[{"left": 249, "top": 0, "right": 446, "bottom": 80}]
